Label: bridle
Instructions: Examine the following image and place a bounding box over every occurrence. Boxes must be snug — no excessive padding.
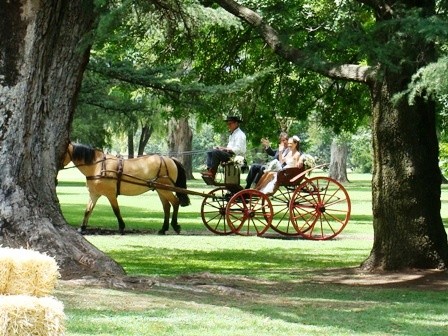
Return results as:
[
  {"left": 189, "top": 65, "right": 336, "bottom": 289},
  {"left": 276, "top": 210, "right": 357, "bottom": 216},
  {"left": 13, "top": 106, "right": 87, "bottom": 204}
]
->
[{"left": 61, "top": 147, "right": 107, "bottom": 170}]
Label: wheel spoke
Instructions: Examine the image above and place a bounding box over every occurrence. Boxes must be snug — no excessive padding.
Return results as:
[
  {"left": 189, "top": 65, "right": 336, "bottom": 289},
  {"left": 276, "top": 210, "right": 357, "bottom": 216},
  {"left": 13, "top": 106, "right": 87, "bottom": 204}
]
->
[
  {"left": 201, "top": 188, "right": 234, "bottom": 235},
  {"left": 289, "top": 177, "right": 351, "bottom": 240},
  {"left": 226, "top": 190, "right": 272, "bottom": 236},
  {"left": 268, "top": 186, "right": 299, "bottom": 236}
]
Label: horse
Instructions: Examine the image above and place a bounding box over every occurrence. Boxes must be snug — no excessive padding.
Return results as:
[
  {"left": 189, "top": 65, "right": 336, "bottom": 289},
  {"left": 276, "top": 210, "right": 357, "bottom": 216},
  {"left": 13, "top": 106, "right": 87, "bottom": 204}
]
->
[{"left": 62, "top": 143, "right": 190, "bottom": 235}]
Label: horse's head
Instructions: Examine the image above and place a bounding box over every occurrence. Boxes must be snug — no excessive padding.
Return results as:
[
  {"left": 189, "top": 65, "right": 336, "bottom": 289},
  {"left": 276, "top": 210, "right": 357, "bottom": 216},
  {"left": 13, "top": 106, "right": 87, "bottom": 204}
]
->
[
  {"left": 62, "top": 143, "right": 73, "bottom": 167},
  {"left": 70, "top": 143, "right": 97, "bottom": 165}
]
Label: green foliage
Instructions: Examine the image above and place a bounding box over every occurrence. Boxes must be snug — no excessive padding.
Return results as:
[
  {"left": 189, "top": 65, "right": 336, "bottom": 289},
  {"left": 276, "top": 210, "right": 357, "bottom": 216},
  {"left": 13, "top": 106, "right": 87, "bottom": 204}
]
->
[
  {"left": 300, "top": 116, "right": 332, "bottom": 164},
  {"left": 188, "top": 0, "right": 374, "bottom": 140},
  {"left": 71, "top": 107, "right": 112, "bottom": 148},
  {"left": 349, "top": 128, "right": 373, "bottom": 173},
  {"left": 402, "top": 57, "right": 448, "bottom": 148},
  {"left": 316, "top": 80, "right": 371, "bottom": 134},
  {"left": 191, "top": 123, "right": 216, "bottom": 168},
  {"left": 440, "top": 142, "right": 448, "bottom": 178},
  {"left": 74, "top": 68, "right": 155, "bottom": 148},
  {"left": 75, "top": 0, "right": 376, "bottom": 153},
  {"left": 406, "top": 57, "right": 448, "bottom": 103}
]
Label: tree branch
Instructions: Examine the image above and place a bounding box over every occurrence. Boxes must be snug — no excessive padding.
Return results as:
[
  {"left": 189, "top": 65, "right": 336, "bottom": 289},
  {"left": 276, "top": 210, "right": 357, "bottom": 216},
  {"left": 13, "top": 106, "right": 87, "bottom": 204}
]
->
[{"left": 214, "top": 0, "right": 378, "bottom": 84}]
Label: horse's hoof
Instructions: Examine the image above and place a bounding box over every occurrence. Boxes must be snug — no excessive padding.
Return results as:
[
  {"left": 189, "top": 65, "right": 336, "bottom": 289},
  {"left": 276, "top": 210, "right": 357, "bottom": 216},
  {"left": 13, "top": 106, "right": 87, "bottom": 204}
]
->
[
  {"left": 77, "top": 228, "right": 86, "bottom": 235},
  {"left": 157, "top": 230, "right": 166, "bottom": 235},
  {"left": 174, "top": 228, "right": 181, "bottom": 234},
  {"left": 119, "top": 230, "right": 125, "bottom": 236}
]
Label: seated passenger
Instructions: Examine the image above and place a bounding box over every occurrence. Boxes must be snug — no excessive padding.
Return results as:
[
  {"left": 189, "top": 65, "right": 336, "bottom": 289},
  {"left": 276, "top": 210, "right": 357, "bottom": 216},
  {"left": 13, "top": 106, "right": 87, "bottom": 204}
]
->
[
  {"left": 202, "top": 116, "right": 246, "bottom": 179},
  {"left": 245, "top": 132, "right": 289, "bottom": 189},
  {"left": 256, "top": 135, "right": 304, "bottom": 194}
]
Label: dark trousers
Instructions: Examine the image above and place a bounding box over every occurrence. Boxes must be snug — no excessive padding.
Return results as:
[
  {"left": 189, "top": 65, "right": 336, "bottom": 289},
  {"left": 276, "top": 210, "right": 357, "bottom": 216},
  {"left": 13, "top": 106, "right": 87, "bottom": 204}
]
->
[
  {"left": 245, "top": 163, "right": 266, "bottom": 189},
  {"left": 206, "top": 149, "right": 232, "bottom": 171}
]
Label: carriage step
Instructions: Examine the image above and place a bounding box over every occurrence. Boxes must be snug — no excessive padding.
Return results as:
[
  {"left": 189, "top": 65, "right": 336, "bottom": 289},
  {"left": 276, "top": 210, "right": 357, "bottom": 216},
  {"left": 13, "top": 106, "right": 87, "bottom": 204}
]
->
[{"left": 201, "top": 175, "right": 215, "bottom": 185}]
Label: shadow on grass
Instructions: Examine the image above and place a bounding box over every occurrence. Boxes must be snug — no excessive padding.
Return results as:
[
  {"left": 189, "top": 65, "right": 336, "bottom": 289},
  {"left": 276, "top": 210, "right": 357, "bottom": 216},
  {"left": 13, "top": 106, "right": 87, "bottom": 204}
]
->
[
  {"left": 75, "top": 261, "right": 447, "bottom": 336},
  {"left": 142, "top": 275, "right": 447, "bottom": 336},
  {"left": 61, "top": 264, "right": 448, "bottom": 335}
]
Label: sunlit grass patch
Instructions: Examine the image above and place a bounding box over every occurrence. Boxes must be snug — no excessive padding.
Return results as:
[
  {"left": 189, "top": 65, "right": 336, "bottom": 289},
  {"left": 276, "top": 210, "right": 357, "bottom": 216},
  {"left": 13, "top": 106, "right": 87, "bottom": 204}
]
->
[{"left": 86, "top": 235, "right": 370, "bottom": 279}]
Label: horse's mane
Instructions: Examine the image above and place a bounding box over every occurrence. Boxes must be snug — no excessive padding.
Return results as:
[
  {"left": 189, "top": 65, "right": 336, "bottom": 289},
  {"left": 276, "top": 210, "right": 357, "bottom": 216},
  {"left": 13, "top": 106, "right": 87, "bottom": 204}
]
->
[{"left": 72, "top": 144, "right": 97, "bottom": 164}]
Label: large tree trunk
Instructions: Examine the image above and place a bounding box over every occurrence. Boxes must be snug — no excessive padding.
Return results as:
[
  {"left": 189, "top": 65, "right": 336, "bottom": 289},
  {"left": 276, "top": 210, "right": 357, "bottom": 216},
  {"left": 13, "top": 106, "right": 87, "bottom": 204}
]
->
[
  {"left": 0, "top": 1, "right": 125, "bottom": 279},
  {"left": 360, "top": 0, "right": 448, "bottom": 270},
  {"left": 329, "top": 139, "right": 349, "bottom": 183},
  {"left": 168, "top": 117, "right": 194, "bottom": 179},
  {"left": 361, "top": 76, "right": 448, "bottom": 270}
]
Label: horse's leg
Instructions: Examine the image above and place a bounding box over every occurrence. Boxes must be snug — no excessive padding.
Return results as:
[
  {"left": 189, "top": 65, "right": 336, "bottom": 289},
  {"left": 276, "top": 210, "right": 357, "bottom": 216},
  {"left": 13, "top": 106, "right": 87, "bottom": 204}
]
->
[
  {"left": 156, "top": 190, "right": 181, "bottom": 235},
  {"left": 169, "top": 191, "right": 181, "bottom": 234},
  {"left": 80, "top": 194, "right": 100, "bottom": 234},
  {"left": 157, "top": 197, "right": 171, "bottom": 235},
  {"left": 106, "top": 196, "right": 126, "bottom": 235},
  {"left": 170, "top": 201, "right": 181, "bottom": 234}
]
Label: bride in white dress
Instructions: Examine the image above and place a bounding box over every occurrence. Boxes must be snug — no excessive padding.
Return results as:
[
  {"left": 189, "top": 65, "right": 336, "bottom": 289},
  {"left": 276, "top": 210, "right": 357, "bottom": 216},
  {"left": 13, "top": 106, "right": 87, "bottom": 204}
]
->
[{"left": 258, "top": 135, "right": 304, "bottom": 194}]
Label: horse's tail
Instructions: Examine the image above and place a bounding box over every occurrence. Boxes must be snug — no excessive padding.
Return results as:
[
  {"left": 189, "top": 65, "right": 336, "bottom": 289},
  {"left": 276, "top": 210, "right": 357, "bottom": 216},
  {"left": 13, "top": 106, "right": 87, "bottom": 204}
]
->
[{"left": 172, "top": 158, "right": 191, "bottom": 207}]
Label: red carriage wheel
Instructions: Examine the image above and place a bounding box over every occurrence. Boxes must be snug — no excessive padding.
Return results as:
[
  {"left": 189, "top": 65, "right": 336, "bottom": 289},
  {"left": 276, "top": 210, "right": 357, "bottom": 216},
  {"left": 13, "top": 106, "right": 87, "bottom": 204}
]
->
[
  {"left": 266, "top": 186, "right": 301, "bottom": 236},
  {"left": 201, "top": 187, "right": 234, "bottom": 235},
  {"left": 226, "top": 190, "right": 273, "bottom": 236},
  {"left": 289, "top": 177, "right": 351, "bottom": 240}
]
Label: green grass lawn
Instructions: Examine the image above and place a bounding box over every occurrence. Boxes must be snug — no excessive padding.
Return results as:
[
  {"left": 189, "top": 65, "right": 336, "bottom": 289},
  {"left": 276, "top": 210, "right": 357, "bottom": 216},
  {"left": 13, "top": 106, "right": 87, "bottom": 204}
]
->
[{"left": 55, "top": 167, "right": 448, "bottom": 336}]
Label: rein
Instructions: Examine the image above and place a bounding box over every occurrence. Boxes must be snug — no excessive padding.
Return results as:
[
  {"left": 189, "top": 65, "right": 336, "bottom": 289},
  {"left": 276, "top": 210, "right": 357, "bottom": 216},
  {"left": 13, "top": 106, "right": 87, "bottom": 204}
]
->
[{"left": 61, "top": 160, "right": 109, "bottom": 172}]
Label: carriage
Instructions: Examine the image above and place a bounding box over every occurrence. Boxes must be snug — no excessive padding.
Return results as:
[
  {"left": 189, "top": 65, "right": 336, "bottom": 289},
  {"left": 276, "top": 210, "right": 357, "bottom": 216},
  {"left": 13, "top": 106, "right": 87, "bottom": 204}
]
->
[
  {"left": 200, "top": 160, "right": 351, "bottom": 240},
  {"left": 64, "top": 143, "right": 351, "bottom": 239}
]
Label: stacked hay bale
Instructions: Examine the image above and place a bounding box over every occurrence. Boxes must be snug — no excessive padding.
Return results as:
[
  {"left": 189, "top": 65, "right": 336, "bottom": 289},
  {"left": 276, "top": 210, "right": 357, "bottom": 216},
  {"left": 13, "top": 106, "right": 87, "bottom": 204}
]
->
[{"left": 0, "top": 247, "right": 65, "bottom": 335}]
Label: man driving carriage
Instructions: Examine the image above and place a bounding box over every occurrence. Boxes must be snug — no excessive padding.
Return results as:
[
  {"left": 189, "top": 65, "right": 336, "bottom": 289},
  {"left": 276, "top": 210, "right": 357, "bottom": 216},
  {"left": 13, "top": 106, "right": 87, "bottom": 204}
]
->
[{"left": 201, "top": 116, "right": 246, "bottom": 179}]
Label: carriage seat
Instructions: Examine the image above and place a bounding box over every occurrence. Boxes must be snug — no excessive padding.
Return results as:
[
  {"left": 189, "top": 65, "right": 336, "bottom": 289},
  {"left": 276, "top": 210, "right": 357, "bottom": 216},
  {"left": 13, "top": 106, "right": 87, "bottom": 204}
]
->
[{"left": 275, "top": 167, "right": 305, "bottom": 187}]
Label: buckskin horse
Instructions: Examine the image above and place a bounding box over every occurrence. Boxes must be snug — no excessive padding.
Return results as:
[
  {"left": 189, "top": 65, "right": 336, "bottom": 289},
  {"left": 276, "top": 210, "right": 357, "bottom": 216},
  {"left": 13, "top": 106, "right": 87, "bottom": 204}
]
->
[{"left": 62, "top": 143, "right": 190, "bottom": 235}]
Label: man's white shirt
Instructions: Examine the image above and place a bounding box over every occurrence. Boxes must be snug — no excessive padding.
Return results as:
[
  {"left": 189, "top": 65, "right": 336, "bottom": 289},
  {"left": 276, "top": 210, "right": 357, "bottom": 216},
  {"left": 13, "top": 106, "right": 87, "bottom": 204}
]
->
[{"left": 227, "top": 127, "right": 246, "bottom": 156}]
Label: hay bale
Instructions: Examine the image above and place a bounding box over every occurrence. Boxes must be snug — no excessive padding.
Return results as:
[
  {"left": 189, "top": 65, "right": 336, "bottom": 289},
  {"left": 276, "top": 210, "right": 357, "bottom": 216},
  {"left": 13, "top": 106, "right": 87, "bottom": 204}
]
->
[
  {"left": 0, "top": 248, "right": 60, "bottom": 296},
  {"left": 0, "top": 295, "right": 65, "bottom": 336}
]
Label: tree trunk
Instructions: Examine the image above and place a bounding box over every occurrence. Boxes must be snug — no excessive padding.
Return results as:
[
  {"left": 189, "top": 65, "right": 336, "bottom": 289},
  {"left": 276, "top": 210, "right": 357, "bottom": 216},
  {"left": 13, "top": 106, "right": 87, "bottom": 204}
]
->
[
  {"left": 361, "top": 76, "right": 448, "bottom": 270},
  {"left": 168, "top": 117, "right": 194, "bottom": 179},
  {"left": 127, "top": 127, "right": 135, "bottom": 158},
  {"left": 138, "top": 123, "right": 153, "bottom": 156},
  {"left": 329, "top": 139, "right": 349, "bottom": 183},
  {"left": 0, "top": 1, "right": 125, "bottom": 279}
]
